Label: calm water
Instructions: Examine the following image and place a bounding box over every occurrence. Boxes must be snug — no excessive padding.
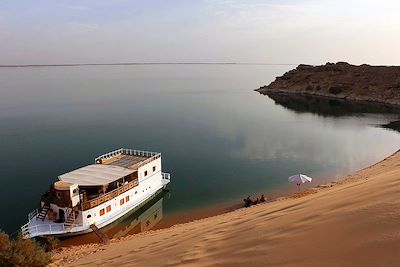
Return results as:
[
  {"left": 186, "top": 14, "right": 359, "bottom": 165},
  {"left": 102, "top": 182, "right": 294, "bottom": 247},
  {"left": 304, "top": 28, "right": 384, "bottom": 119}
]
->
[{"left": 1, "top": 64, "right": 400, "bottom": 235}]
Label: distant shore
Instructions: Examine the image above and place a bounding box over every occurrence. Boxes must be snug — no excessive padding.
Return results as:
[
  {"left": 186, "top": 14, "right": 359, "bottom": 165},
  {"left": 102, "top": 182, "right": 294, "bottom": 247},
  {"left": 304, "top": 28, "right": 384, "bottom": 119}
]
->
[
  {"left": 51, "top": 149, "right": 400, "bottom": 266},
  {"left": 0, "top": 62, "right": 297, "bottom": 68},
  {"left": 257, "top": 62, "right": 400, "bottom": 107}
]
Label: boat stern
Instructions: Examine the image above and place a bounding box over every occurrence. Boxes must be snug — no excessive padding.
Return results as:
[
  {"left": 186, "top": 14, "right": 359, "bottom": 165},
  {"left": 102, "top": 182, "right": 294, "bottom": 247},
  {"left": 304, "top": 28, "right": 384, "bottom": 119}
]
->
[
  {"left": 21, "top": 211, "right": 87, "bottom": 239},
  {"left": 161, "top": 172, "right": 171, "bottom": 187}
]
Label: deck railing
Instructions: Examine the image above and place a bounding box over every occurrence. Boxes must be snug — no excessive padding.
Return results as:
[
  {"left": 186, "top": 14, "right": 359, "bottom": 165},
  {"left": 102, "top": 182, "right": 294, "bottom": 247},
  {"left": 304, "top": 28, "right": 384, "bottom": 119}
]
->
[
  {"left": 21, "top": 221, "right": 82, "bottom": 239},
  {"left": 81, "top": 179, "right": 139, "bottom": 211},
  {"left": 94, "top": 148, "right": 160, "bottom": 164},
  {"left": 28, "top": 209, "right": 38, "bottom": 221}
]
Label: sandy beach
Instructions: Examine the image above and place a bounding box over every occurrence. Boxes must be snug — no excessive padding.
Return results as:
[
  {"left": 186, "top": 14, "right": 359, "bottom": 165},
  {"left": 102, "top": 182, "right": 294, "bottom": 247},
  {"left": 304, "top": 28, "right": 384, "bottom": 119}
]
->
[{"left": 51, "top": 149, "right": 400, "bottom": 267}]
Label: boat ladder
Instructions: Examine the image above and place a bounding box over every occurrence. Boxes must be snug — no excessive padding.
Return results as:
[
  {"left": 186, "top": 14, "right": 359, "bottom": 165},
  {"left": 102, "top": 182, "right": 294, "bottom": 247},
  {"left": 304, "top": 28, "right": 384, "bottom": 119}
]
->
[{"left": 36, "top": 203, "right": 50, "bottom": 221}]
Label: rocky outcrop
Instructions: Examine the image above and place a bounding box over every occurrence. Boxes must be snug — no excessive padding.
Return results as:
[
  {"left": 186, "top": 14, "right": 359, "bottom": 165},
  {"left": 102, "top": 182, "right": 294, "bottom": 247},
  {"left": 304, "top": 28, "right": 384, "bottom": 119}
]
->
[{"left": 256, "top": 62, "right": 400, "bottom": 106}]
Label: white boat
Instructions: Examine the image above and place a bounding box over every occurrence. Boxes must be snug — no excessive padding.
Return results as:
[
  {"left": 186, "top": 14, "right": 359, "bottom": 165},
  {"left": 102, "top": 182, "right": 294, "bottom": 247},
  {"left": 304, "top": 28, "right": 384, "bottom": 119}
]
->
[{"left": 21, "top": 148, "right": 171, "bottom": 239}]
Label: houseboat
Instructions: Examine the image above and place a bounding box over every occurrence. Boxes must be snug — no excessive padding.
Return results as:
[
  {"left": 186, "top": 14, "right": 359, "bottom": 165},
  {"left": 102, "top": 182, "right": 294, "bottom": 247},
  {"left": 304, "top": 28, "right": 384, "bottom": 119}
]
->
[{"left": 21, "top": 148, "right": 171, "bottom": 239}]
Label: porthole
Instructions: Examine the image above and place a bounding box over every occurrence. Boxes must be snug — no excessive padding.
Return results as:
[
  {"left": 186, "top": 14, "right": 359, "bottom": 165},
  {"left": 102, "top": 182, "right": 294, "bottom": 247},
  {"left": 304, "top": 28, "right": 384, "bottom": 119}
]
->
[{"left": 87, "top": 214, "right": 91, "bottom": 219}]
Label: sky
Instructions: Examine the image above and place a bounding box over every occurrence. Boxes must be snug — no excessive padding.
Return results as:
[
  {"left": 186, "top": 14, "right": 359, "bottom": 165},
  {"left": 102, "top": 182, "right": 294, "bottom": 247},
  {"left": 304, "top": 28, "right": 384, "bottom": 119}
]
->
[{"left": 1, "top": 0, "right": 400, "bottom": 65}]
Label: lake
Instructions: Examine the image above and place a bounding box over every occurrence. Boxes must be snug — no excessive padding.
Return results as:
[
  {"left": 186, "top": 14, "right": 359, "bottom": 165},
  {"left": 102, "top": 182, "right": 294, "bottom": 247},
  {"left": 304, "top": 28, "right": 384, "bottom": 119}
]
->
[{"left": 1, "top": 64, "right": 400, "bottom": 235}]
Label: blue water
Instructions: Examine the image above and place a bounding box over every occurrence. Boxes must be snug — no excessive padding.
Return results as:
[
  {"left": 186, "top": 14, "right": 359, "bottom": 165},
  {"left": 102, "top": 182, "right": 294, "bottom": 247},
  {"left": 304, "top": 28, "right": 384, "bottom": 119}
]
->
[{"left": 0, "top": 64, "right": 399, "bottom": 234}]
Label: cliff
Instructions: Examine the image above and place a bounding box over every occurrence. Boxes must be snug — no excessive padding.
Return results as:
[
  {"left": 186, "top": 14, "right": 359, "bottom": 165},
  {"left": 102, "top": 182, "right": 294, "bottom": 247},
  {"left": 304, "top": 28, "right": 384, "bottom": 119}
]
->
[{"left": 257, "top": 62, "right": 400, "bottom": 106}]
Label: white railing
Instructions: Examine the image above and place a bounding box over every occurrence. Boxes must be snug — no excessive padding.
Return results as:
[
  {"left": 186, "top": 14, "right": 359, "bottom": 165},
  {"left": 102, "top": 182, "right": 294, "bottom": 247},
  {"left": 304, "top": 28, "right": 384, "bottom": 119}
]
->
[
  {"left": 162, "top": 172, "right": 171, "bottom": 180},
  {"left": 21, "top": 221, "right": 83, "bottom": 239},
  {"left": 28, "top": 209, "right": 38, "bottom": 221},
  {"left": 21, "top": 223, "right": 65, "bottom": 239},
  {"left": 122, "top": 148, "right": 159, "bottom": 158},
  {"left": 94, "top": 148, "right": 161, "bottom": 164}
]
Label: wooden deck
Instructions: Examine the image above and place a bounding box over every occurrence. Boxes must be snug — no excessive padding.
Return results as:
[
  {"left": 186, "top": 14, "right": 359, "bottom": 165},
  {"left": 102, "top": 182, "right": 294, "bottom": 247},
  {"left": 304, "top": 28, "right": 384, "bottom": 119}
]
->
[{"left": 101, "top": 154, "right": 148, "bottom": 169}]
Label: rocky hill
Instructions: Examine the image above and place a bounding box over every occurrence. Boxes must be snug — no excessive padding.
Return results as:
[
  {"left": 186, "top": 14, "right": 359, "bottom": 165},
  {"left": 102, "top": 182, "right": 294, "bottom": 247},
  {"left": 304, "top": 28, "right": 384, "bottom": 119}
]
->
[{"left": 257, "top": 62, "right": 400, "bottom": 106}]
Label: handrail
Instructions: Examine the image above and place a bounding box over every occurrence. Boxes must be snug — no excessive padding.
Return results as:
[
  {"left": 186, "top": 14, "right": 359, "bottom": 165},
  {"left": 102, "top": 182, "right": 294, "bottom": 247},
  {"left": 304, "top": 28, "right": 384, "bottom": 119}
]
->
[
  {"left": 21, "top": 221, "right": 84, "bottom": 239},
  {"left": 28, "top": 209, "right": 38, "bottom": 221},
  {"left": 94, "top": 148, "right": 160, "bottom": 164},
  {"left": 80, "top": 179, "right": 138, "bottom": 211}
]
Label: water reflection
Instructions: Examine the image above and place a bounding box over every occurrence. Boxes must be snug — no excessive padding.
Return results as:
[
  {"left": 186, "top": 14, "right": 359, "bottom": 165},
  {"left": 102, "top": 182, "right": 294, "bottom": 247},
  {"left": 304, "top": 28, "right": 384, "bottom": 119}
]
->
[
  {"left": 61, "top": 189, "right": 166, "bottom": 246},
  {"left": 381, "top": 121, "right": 400, "bottom": 133},
  {"left": 263, "top": 92, "right": 400, "bottom": 117}
]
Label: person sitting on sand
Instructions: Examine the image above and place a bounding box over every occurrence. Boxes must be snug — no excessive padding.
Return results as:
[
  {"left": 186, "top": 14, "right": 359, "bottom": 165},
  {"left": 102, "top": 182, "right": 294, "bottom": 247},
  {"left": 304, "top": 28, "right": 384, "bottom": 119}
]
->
[
  {"left": 260, "top": 194, "right": 266, "bottom": 202},
  {"left": 243, "top": 196, "right": 253, "bottom": 207},
  {"left": 253, "top": 198, "right": 259, "bottom": 205}
]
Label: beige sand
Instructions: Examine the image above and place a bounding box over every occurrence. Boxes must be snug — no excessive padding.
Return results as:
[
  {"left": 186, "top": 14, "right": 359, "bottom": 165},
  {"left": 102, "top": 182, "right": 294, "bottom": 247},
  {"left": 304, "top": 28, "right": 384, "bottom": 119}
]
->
[{"left": 52, "top": 150, "right": 400, "bottom": 267}]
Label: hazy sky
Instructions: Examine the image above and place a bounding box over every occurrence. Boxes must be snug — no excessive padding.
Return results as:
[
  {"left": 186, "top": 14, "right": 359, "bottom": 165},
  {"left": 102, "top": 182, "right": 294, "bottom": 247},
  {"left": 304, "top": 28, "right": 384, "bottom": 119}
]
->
[{"left": 1, "top": 0, "right": 400, "bottom": 65}]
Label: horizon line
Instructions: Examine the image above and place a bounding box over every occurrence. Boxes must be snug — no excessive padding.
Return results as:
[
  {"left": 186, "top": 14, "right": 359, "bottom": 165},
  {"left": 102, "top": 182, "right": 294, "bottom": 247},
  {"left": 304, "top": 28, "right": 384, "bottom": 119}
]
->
[{"left": 0, "top": 62, "right": 300, "bottom": 68}]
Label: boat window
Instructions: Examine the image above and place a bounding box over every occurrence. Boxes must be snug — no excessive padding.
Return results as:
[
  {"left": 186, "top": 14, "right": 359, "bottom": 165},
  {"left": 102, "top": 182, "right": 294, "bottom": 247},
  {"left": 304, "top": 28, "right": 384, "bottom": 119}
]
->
[
  {"left": 126, "top": 195, "right": 130, "bottom": 202},
  {"left": 144, "top": 171, "right": 148, "bottom": 177},
  {"left": 87, "top": 214, "right": 91, "bottom": 219},
  {"left": 106, "top": 205, "right": 111, "bottom": 213},
  {"left": 120, "top": 198, "right": 124, "bottom": 205},
  {"left": 99, "top": 209, "right": 105, "bottom": 216},
  {"left": 135, "top": 191, "right": 137, "bottom": 194},
  {"left": 153, "top": 166, "right": 156, "bottom": 172}
]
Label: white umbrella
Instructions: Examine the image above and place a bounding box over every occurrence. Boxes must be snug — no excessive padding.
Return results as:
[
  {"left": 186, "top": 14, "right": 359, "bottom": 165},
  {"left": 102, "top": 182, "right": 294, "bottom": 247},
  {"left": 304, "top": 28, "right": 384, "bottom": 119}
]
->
[{"left": 288, "top": 174, "right": 312, "bottom": 191}]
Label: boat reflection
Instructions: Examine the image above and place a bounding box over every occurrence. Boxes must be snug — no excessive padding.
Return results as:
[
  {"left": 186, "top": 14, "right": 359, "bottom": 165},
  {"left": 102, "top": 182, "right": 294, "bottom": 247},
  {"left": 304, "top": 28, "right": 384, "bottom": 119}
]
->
[{"left": 61, "top": 189, "right": 167, "bottom": 246}]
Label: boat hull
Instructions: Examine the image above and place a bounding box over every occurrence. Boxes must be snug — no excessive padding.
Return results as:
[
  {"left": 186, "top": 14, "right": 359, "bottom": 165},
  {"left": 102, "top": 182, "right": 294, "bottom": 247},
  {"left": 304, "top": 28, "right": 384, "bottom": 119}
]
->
[
  {"left": 22, "top": 176, "right": 170, "bottom": 238},
  {"left": 55, "top": 183, "right": 168, "bottom": 237}
]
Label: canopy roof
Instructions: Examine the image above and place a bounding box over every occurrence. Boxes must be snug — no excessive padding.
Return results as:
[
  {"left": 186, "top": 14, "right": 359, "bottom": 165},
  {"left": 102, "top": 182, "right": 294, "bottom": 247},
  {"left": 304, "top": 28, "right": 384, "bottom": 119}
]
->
[{"left": 58, "top": 164, "right": 134, "bottom": 186}]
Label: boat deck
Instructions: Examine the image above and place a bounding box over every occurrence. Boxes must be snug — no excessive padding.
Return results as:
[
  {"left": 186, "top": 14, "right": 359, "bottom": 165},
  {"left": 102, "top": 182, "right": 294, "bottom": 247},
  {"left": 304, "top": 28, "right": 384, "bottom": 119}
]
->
[
  {"left": 22, "top": 215, "right": 86, "bottom": 238},
  {"left": 103, "top": 154, "right": 148, "bottom": 169},
  {"left": 95, "top": 148, "right": 161, "bottom": 170}
]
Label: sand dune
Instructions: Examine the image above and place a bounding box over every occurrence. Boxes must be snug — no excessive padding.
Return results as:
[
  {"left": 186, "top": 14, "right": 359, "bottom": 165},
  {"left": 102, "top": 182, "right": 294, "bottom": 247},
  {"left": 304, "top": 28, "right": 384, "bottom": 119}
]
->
[{"left": 52, "top": 150, "right": 400, "bottom": 267}]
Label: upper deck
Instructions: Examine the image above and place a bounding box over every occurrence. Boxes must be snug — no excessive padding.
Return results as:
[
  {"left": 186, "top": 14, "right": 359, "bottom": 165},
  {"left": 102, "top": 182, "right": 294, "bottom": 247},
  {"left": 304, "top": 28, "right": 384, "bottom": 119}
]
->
[
  {"left": 95, "top": 148, "right": 161, "bottom": 170},
  {"left": 57, "top": 149, "right": 161, "bottom": 187}
]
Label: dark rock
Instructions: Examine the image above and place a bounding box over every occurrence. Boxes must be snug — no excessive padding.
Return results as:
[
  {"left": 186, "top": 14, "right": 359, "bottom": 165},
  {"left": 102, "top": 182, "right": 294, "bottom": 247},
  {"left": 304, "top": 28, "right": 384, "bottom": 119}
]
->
[{"left": 256, "top": 62, "right": 400, "bottom": 106}]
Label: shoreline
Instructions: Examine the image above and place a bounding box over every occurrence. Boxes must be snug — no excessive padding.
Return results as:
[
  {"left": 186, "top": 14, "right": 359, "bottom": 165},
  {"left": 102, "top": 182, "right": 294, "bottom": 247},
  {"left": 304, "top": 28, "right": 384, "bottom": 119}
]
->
[
  {"left": 51, "top": 148, "right": 400, "bottom": 266},
  {"left": 58, "top": 168, "right": 334, "bottom": 248}
]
